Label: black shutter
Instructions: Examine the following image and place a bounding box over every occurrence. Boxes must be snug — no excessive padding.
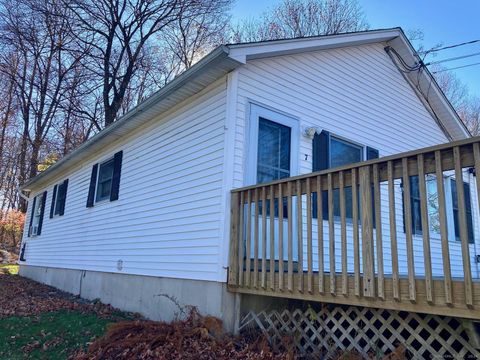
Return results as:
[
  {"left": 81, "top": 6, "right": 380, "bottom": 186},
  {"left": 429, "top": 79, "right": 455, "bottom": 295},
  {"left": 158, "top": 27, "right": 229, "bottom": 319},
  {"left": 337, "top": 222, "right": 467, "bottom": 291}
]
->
[
  {"left": 27, "top": 196, "right": 37, "bottom": 237},
  {"left": 312, "top": 131, "right": 330, "bottom": 220},
  {"left": 36, "top": 191, "right": 47, "bottom": 235},
  {"left": 464, "top": 182, "right": 474, "bottom": 244},
  {"left": 367, "top": 147, "right": 379, "bottom": 161},
  {"left": 19, "top": 243, "right": 26, "bottom": 261},
  {"left": 86, "top": 164, "right": 98, "bottom": 207},
  {"left": 50, "top": 185, "right": 58, "bottom": 218},
  {"left": 110, "top": 151, "right": 123, "bottom": 201},
  {"left": 402, "top": 176, "right": 421, "bottom": 234},
  {"left": 452, "top": 180, "right": 475, "bottom": 244},
  {"left": 367, "top": 147, "right": 379, "bottom": 228},
  {"left": 59, "top": 179, "right": 69, "bottom": 216}
]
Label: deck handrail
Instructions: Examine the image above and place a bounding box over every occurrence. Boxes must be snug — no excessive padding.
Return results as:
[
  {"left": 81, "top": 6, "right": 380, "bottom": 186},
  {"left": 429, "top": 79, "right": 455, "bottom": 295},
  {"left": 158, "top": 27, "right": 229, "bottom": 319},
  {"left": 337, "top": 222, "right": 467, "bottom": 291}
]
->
[{"left": 228, "top": 136, "right": 480, "bottom": 319}]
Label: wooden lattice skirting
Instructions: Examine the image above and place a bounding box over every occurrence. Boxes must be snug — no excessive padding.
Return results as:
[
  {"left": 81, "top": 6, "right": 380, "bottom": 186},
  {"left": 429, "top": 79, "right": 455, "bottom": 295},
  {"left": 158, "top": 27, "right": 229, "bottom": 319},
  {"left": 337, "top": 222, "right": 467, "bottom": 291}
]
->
[{"left": 239, "top": 304, "right": 480, "bottom": 358}]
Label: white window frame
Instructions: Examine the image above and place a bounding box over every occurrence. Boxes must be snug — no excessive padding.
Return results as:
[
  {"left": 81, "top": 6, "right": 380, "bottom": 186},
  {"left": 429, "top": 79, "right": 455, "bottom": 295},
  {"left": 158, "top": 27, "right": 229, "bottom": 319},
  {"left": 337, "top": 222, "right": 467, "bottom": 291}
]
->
[
  {"left": 95, "top": 157, "right": 115, "bottom": 203},
  {"left": 245, "top": 103, "right": 299, "bottom": 186}
]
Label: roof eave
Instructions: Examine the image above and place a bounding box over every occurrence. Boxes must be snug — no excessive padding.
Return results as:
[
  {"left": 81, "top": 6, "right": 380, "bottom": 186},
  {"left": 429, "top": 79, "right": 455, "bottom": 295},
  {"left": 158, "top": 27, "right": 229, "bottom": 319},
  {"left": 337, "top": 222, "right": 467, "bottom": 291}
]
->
[{"left": 22, "top": 45, "right": 242, "bottom": 192}]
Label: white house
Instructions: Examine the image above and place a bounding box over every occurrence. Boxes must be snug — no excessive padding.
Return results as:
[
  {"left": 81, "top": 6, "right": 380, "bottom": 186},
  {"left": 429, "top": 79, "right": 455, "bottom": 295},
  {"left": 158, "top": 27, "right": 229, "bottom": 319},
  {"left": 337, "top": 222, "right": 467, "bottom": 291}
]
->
[{"left": 19, "top": 28, "right": 480, "bottom": 339}]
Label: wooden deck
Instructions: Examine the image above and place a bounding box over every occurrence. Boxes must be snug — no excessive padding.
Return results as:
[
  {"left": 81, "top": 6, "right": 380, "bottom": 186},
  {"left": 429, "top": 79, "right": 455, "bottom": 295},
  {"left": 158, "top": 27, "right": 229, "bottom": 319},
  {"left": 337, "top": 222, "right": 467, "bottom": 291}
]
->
[{"left": 227, "top": 136, "right": 480, "bottom": 320}]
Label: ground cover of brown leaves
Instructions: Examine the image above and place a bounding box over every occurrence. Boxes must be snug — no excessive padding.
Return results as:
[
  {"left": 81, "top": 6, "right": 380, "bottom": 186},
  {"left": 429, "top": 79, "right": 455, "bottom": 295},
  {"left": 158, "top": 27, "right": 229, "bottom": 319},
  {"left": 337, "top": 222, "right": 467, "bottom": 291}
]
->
[
  {"left": 1, "top": 273, "right": 406, "bottom": 360},
  {"left": 0, "top": 272, "right": 116, "bottom": 319},
  {"left": 70, "top": 309, "right": 296, "bottom": 360}
]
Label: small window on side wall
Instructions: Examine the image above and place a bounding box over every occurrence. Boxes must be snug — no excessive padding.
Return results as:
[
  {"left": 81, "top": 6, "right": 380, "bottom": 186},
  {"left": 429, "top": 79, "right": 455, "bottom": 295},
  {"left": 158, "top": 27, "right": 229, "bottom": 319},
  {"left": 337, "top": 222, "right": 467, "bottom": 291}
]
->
[
  {"left": 50, "top": 179, "right": 69, "bottom": 218},
  {"left": 86, "top": 151, "right": 123, "bottom": 208},
  {"left": 28, "top": 191, "right": 47, "bottom": 237}
]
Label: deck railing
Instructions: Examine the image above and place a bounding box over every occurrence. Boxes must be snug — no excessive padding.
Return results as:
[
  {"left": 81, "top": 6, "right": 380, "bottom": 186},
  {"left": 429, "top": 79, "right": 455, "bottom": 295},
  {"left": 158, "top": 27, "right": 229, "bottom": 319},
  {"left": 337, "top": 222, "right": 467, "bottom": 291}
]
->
[{"left": 228, "top": 136, "right": 480, "bottom": 319}]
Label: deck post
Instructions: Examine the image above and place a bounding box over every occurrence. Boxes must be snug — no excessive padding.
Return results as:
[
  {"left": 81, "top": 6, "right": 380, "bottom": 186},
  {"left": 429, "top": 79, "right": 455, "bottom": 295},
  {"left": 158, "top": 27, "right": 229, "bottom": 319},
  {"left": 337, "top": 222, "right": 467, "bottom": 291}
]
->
[
  {"left": 359, "top": 166, "right": 375, "bottom": 298},
  {"left": 228, "top": 192, "right": 240, "bottom": 286}
]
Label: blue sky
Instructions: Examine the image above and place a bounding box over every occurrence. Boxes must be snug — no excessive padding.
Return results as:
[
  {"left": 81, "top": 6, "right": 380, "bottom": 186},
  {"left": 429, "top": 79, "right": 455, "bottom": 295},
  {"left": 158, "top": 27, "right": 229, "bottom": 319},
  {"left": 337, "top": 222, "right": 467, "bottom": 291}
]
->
[{"left": 232, "top": 0, "right": 480, "bottom": 98}]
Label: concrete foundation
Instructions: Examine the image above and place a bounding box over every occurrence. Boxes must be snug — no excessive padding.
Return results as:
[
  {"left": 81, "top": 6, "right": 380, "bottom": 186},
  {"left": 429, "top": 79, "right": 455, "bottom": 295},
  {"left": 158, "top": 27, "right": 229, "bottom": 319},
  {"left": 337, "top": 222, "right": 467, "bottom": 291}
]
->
[{"left": 19, "top": 265, "right": 237, "bottom": 331}]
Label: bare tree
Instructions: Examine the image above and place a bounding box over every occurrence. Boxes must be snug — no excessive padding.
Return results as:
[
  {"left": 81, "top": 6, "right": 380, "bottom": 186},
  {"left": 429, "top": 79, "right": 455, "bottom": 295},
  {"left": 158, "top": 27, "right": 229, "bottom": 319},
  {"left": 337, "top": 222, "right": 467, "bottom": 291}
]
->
[
  {"left": 231, "top": 0, "right": 368, "bottom": 42},
  {"left": 161, "top": 1, "right": 232, "bottom": 71},
  {"left": 65, "top": 0, "right": 228, "bottom": 127},
  {"left": 0, "top": 0, "right": 88, "bottom": 182}
]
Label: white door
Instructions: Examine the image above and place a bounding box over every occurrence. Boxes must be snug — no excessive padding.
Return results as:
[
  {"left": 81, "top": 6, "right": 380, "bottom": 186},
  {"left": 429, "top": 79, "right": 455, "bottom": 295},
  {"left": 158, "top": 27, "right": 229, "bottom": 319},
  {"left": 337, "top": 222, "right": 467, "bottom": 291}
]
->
[{"left": 246, "top": 104, "right": 299, "bottom": 262}]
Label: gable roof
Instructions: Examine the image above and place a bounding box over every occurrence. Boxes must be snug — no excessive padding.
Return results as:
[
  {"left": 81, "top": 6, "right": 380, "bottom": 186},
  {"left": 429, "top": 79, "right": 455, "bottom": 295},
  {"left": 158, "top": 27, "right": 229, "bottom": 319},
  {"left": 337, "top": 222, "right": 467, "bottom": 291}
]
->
[{"left": 22, "top": 27, "right": 469, "bottom": 191}]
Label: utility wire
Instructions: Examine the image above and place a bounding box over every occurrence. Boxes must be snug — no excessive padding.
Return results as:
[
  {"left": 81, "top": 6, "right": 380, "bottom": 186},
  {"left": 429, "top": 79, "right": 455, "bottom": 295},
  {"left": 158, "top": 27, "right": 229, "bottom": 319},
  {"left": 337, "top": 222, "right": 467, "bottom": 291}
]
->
[
  {"left": 432, "top": 61, "right": 480, "bottom": 74},
  {"left": 425, "top": 51, "right": 480, "bottom": 66},
  {"left": 421, "top": 39, "right": 480, "bottom": 55}
]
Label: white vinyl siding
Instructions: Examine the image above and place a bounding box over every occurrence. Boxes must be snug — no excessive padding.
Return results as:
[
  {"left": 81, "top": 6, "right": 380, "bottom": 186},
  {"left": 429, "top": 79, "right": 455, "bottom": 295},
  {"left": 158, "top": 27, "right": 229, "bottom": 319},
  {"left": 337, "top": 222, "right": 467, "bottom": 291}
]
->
[
  {"left": 232, "top": 43, "right": 480, "bottom": 279},
  {"left": 21, "top": 79, "right": 228, "bottom": 282}
]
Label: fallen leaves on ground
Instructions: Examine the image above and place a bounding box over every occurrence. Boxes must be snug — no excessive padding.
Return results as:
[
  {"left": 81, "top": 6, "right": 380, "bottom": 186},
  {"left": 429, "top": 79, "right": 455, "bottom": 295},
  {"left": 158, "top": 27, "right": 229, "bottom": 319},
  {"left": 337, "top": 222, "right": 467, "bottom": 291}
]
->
[
  {"left": 0, "top": 272, "right": 118, "bottom": 319},
  {"left": 70, "top": 308, "right": 296, "bottom": 360}
]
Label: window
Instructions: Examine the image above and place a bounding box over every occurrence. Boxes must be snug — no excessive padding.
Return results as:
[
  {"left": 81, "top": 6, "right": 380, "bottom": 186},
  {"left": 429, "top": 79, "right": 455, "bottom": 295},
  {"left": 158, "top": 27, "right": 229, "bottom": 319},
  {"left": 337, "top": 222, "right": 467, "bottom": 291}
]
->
[
  {"left": 28, "top": 191, "right": 46, "bottom": 237},
  {"left": 50, "top": 179, "right": 69, "bottom": 218},
  {"left": 403, "top": 176, "right": 474, "bottom": 243},
  {"left": 86, "top": 151, "right": 123, "bottom": 207},
  {"left": 96, "top": 159, "right": 115, "bottom": 202},
  {"left": 312, "top": 131, "right": 377, "bottom": 220},
  {"left": 330, "top": 137, "right": 363, "bottom": 219},
  {"left": 257, "top": 118, "right": 291, "bottom": 183}
]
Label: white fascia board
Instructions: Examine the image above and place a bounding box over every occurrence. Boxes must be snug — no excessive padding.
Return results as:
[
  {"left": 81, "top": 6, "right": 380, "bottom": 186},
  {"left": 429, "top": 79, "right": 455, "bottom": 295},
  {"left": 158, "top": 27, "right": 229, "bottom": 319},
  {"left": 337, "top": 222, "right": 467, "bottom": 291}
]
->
[{"left": 227, "top": 28, "right": 402, "bottom": 63}]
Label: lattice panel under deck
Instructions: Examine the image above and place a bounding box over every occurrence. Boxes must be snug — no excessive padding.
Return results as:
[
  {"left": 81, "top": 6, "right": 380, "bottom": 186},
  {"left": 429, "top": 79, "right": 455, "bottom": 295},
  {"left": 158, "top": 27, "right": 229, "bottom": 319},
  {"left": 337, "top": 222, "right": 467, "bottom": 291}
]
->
[{"left": 239, "top": 305, "right": 480, "bottom": 358}]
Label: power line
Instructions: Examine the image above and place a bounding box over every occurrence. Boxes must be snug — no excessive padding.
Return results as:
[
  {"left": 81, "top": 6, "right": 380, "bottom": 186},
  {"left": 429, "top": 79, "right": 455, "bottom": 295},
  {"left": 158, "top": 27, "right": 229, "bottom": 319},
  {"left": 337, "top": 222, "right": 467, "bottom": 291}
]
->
[
  {"left": 425, "top": 51, "right": 480, "bottom": 66},
  {"left": 421, "top": 39, "right": 480, "bottom": 55},
  {"left": 432, "top": 61, "right": 480, "bottom": 74}
]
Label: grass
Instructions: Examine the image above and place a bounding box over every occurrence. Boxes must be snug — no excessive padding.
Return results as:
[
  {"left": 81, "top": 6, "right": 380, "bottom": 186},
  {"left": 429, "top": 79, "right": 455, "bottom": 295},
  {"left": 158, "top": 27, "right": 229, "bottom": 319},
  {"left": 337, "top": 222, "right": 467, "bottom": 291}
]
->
[
  {"left": 0, "top": 310, "right": 125, "bottom": 360},
  {"left": 0, "top": 265, "right": 19, "bottom": 275}
]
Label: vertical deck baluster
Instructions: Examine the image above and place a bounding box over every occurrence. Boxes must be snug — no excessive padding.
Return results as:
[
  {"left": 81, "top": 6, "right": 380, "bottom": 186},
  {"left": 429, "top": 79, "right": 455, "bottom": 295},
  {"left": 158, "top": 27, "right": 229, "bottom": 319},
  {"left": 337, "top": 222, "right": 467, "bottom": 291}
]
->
[
  {"left": 402, "top": 157, "right": 416, "bottom": 302},
  {"left": 454, "top": 146, "right": 473, "bottom": 306},
  {"left": 254, "top": 188, "right": 259, "bottom": 289},
  {"left": 245, "top": 190, "right": 252, "bottom": 287},
  {"left": 352, "top": 168, "right": 360, "bottom": 297},
  {"left": 261, "top": 187, "right": 267, "bottom": 289},
  {"left": 297, "top": 179, "right": 304, "bottom": 293},
  {"left": 360, "top": 166, "right": 375, "bottom": 298},
  {"left": 238, "top": 191, "right": 245, "bottom": 287},
  {"left": 278, "top": 183, "right": 284, "bottom": 291},
  {"left": 328, "top": 173, "right": 336, "bottom": 295},
  {"left": 417, "top": 154, "right": 433, "bottom": 303},
  {"left": 373, "top": 163, "right": 384, "bottom": 300},
  {"left": 435, "top": 150, "right": 452, "bottom": 304},
  {"left": 317, "top": 175, "right": 324, "bottom": 293},
  {"left": 339, "top": 171, "right": 348, "bottom": 296},
  {"left": 287, "top": 181, "right": 293, "bottom": 292},
  {"left": 269, "top": 185, "right": 275, "bottom": 290},
  {"left": 387, "top": 161, "right": 400, "bottom": 300},
  {"left": 306, "top": 178, "right": 313, "bottom": 293}
]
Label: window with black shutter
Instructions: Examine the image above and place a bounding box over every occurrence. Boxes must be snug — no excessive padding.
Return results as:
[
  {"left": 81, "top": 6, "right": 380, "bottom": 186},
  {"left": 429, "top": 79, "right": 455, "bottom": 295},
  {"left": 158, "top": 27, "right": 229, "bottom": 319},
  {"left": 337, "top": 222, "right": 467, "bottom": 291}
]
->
[
  {"left": 401, "top": 175, "right": 475, "bottom": 243},
  {"left": 50, "top": 179, "right": 69, "bottom": 217},
  {"left": 86, "top": 151, "right": 123, "bottom": 207},
  {"left": 312, "top": 132, "right": 374, "bottom": 221}
]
